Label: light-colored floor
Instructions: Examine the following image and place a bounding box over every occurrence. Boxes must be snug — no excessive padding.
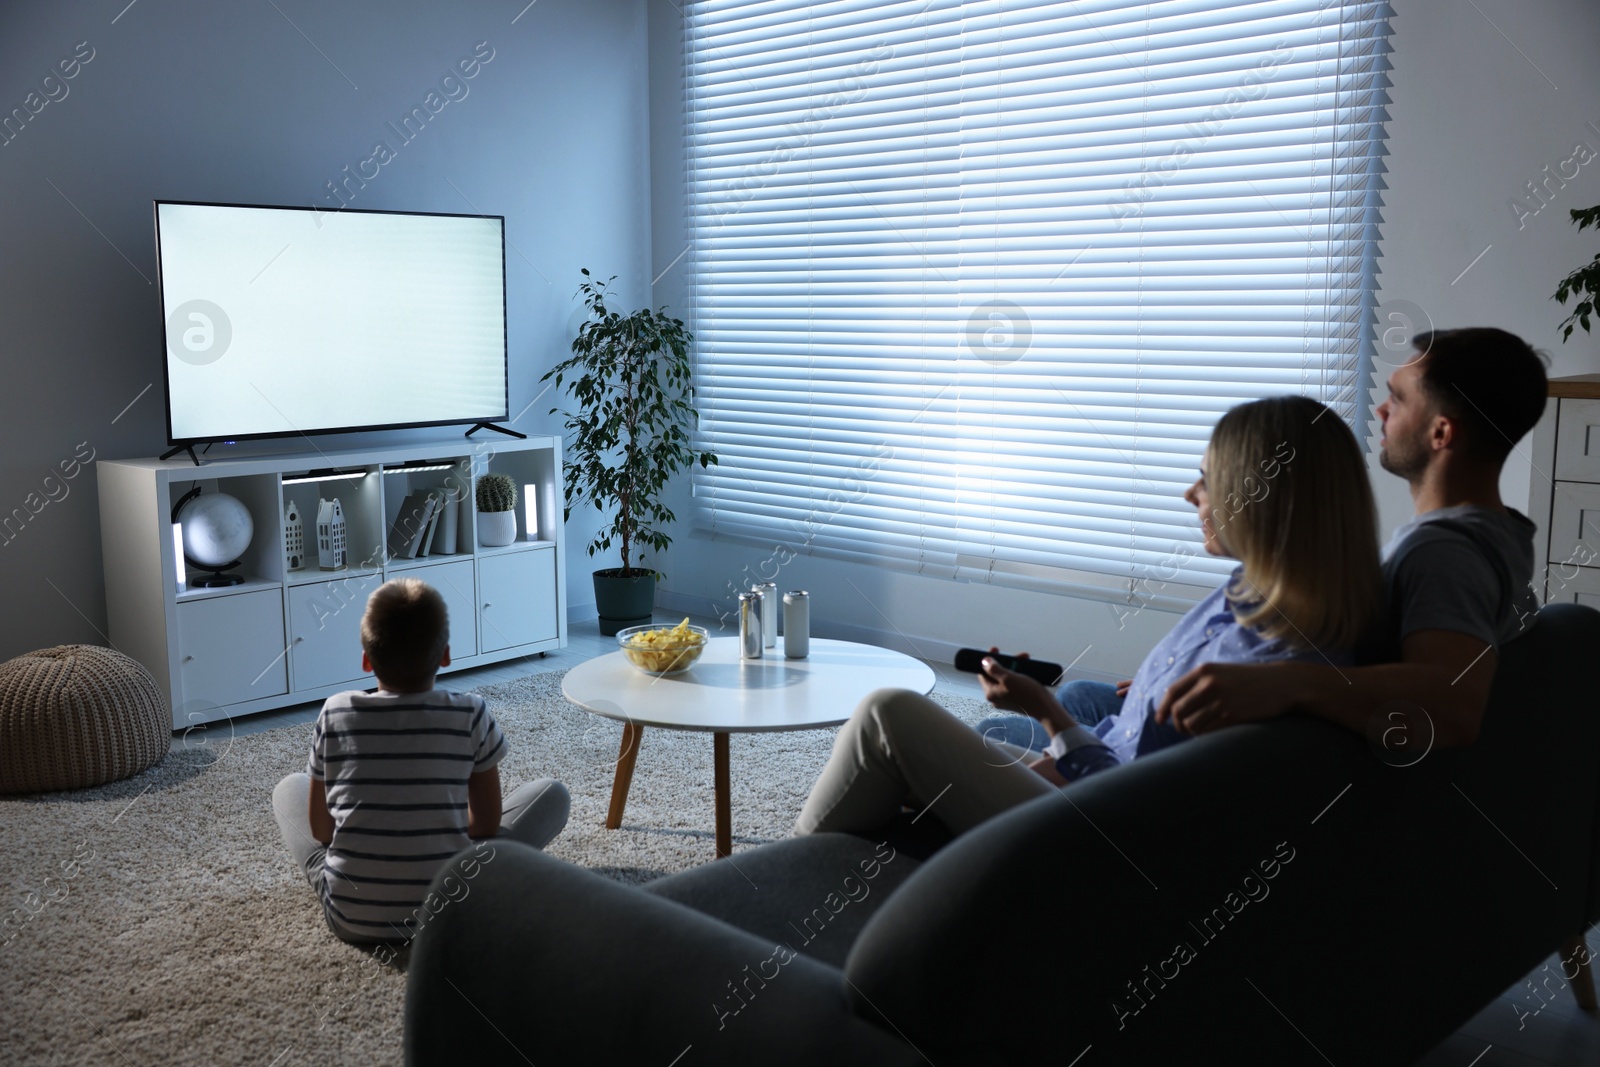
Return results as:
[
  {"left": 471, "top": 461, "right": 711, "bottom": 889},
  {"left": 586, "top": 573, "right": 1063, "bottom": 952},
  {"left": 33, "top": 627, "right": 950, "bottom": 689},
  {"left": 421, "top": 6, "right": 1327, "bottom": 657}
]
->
[{"left": 196, "top": 611, "right": 1600, "bottom": 1066}]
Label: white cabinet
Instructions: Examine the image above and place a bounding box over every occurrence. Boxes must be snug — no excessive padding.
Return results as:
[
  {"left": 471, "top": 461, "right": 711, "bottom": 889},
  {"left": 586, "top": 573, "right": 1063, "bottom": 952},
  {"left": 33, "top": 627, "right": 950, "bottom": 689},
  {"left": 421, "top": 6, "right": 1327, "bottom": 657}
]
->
[
  {"left": 1529, "top": 379, "right": 1600, "bottom": 606},
  {"left": 98, "top": 437, "right": 567, "bottom": 728},
  {"left": 1548, "top": 482, "right": 1600, "bottom": 573},
  {"left": 408, "top": 558, "right": 479, "bottom": 658},
  {"left": 478, "top": 547, "right": 559, "bottom": 652},
  {"left": 288, "top": 579, "right": 377, "bottom": 691},
  {"left": 1546, "top": 561, "right": 1600, "bottom": 608},
  {"left": 1553, "top": 398, "right": 1600, "bottom": 482},
  {"left": 174, "top": 589, "right": 288, "bottom": 717}
]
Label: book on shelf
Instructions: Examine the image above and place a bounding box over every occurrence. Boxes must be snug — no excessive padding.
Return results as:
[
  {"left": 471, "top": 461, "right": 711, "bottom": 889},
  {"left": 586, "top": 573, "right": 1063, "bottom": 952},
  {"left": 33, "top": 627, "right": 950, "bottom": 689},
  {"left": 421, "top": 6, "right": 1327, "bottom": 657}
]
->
[
  {"left": 432, "top": 491, "right": 460, "bottom": 555},
  {"left": 387, "top": 492, "right": 438, "bottom": 560},
  {"left": 417, "top": 489, "right": 445, "bottom": 556}
]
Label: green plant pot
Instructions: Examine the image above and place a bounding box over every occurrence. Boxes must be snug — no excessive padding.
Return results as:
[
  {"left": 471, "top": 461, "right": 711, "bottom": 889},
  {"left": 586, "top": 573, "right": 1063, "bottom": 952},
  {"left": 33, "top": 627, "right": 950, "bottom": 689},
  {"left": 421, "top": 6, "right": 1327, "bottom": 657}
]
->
[{"left": 593, "top": 568, "right": 657, "bottom": 636}]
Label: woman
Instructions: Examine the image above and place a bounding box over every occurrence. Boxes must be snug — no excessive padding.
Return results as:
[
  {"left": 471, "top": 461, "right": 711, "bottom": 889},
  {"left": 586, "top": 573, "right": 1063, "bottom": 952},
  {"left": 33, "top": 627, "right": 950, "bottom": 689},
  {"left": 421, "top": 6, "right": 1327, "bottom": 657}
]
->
[{"left": 794, "top": 395, "right": 1382, "bottom": 838}]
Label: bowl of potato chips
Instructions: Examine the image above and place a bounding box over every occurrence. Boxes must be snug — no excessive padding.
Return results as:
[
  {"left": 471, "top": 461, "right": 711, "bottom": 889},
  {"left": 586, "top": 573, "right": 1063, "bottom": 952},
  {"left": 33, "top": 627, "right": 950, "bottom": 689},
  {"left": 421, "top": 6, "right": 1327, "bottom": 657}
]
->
[{"left": 616, "top": 619, "right": 711, "bottom": 675}]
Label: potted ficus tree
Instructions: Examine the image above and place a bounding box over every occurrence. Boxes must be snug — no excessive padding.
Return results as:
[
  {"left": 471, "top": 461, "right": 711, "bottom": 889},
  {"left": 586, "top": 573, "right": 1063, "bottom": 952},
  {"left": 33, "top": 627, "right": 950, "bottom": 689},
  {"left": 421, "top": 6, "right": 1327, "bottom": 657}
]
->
[
  {"left": 1554, "top": 204, "right": 1600, "bottom": 341},
  {"left": 542, "top": 269, "right": 717, "bottom": 635}
]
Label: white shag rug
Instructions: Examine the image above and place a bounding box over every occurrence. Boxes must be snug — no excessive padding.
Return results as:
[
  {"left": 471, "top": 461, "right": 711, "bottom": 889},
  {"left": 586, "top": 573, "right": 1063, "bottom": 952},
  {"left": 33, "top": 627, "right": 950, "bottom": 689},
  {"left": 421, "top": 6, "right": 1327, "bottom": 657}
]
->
[{"left": 0, "top": 671, "right": 990, "bottom": 1066}]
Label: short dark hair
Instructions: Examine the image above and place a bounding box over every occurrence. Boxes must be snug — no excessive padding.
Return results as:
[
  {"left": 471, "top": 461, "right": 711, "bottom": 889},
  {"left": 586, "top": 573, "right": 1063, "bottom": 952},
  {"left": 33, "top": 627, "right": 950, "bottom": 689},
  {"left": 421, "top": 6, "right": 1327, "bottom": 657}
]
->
[
  {"left": 1410, "top": 327, "right": 1548, "bottom": 463},
  {"left": 360, "top": 579, "right": 449, "bottom": 691}
]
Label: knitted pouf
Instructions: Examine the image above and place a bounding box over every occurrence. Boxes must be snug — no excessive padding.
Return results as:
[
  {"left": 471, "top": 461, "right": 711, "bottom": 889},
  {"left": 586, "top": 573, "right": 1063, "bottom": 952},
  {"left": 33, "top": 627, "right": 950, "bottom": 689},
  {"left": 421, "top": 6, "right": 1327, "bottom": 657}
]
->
[{"left": 0, "top": 644, "right": 168, "bottom": 794}]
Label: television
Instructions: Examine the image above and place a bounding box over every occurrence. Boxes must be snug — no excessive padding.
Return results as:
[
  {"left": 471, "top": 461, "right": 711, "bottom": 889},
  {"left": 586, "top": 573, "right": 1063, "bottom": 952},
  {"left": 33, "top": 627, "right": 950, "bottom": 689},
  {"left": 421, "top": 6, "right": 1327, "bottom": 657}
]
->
[{"left": 154, "top": 200, "right": 509, "bottom": 448}]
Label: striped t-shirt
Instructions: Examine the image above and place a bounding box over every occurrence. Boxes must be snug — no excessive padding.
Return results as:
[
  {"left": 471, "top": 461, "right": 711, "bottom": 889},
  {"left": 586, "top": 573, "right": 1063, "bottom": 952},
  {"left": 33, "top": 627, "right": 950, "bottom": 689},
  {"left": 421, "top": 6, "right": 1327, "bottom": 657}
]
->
[{"left": 307, "top": 688, "right": 506, "bottom": 939}]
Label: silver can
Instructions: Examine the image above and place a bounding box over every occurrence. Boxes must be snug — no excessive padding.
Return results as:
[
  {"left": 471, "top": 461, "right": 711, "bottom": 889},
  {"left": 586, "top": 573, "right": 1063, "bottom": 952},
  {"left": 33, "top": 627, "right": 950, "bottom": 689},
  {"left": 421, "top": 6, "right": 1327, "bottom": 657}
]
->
[
  {"left": 756, "top": 582, "right": 778, "bottom": 647},
  {"left": 783, "top": 590, "right": 810, "bottom": 659},
  {"left": 738, "top": 591, "right": 763, "bottom": 659}
]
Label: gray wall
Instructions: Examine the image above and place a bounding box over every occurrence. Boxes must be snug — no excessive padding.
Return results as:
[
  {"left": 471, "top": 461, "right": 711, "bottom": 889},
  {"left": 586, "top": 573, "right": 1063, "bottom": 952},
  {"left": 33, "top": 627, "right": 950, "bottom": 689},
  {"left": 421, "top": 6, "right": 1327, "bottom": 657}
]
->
[
  {"left": 1366, "top": 0, "right": 1600, "bottom": 533},
  {"left": 7, "top": 0, "right": 1599, "bottom": 673},
  {"left": 0, "top": 0, "right": 650, "bottom": 659},
  {"left": 647, "top": 0, "right": 1600, "bottom": 680}
]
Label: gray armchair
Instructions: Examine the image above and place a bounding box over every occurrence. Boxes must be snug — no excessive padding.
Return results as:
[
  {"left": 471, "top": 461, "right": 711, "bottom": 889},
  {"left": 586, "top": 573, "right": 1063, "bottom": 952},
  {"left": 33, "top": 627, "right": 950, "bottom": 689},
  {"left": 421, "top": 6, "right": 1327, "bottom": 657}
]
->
[{"left": 405, "top": 604, "right": 1600, "bottom": 1065}]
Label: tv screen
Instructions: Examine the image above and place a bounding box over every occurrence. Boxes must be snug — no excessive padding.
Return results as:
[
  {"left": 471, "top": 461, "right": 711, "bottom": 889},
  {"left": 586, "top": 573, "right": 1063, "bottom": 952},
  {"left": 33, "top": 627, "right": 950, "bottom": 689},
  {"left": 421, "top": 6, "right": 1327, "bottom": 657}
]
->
[{"left": 155, "top": 201, "right": 508, "bottom": 444}]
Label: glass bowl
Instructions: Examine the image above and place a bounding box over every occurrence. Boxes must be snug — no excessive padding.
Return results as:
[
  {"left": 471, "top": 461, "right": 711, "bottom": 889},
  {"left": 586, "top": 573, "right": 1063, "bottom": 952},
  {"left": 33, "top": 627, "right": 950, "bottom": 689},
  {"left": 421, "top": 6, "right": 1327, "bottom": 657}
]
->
[{"left": 616, "top": 623, "right": 711, "bottom": 675}]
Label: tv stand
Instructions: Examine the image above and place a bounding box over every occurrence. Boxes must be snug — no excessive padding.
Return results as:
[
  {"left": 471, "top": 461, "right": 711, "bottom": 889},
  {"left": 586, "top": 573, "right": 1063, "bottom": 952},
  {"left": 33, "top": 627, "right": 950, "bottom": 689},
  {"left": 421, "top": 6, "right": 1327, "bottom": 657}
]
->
[
  {"left": 465, "top": 422, "right": 528, "bottom": 440},
  {"left": 160, "top": 442, "right": 206, "bottom": 466},
  {"left": 98, "top": 437, "right": 567, "bottom": 729}
]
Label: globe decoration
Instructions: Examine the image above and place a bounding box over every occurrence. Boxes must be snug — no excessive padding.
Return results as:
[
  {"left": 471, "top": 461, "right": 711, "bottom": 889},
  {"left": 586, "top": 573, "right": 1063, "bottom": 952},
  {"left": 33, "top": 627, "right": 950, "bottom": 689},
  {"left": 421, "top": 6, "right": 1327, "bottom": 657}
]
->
[{"left": 174, "top": 489, "right": 253, "bottom": 587}]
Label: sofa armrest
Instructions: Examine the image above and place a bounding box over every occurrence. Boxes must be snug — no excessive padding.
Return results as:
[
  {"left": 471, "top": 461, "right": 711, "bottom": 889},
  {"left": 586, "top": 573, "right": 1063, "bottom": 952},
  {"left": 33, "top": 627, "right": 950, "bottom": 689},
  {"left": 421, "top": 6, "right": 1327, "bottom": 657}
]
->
[
  {"left": 844, "top": 713, "right": 1385, "bottom": 1064},
  {"left": 403, "top": 841, "right": 923, "bottom": 1067},
  {"left": 1533, "top": 604, "right": 1600, "bottom": 926}
]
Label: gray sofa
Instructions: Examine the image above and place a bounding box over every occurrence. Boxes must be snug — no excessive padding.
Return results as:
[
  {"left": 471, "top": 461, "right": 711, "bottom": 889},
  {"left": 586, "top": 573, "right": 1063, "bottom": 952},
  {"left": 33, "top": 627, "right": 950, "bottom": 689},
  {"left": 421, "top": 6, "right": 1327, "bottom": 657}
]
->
[{"left": 404, "top": 603, "right": 1600, "bottom": 1065}]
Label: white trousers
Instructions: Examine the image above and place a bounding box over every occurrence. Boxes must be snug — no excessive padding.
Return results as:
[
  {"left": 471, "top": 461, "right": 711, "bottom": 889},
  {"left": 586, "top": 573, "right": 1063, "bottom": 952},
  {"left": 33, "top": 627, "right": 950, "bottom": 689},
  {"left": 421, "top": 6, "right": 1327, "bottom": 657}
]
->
[{"left": 795, "top": 688, "right": 1056, "bottom": 838}]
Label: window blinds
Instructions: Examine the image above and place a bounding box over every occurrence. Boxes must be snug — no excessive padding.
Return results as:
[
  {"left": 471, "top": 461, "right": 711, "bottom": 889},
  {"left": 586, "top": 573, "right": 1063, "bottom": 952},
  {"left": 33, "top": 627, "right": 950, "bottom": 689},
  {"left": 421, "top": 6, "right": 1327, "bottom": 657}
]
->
[{"left": 683, "top": 0, "right": 1391, "bottom": 606}]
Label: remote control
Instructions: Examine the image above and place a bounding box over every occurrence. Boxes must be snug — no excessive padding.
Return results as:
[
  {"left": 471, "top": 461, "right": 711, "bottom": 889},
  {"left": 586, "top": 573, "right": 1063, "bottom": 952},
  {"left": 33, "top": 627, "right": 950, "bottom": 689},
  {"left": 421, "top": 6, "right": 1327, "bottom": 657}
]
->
[{"left": 953, "top": 648, "right": 1064, "bottom": 686}]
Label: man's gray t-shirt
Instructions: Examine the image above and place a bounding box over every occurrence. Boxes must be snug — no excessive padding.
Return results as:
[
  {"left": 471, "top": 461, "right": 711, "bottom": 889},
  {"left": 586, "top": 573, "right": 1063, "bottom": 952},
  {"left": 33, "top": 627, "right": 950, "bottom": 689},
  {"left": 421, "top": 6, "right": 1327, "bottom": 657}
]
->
[{"left": 1360, "top": 505, "right": 1538, "bottom": 663}]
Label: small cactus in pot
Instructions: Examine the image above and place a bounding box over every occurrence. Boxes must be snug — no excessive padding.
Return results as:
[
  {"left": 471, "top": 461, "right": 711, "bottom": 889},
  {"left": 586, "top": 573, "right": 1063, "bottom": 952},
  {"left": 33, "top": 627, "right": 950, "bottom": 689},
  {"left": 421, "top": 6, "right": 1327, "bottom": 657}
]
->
[
  {"left": 476, "top": 474, "right": 518, "bottom": 547},
  {"left": 476, "top": 473, "right": 517, "bottom": 513}
]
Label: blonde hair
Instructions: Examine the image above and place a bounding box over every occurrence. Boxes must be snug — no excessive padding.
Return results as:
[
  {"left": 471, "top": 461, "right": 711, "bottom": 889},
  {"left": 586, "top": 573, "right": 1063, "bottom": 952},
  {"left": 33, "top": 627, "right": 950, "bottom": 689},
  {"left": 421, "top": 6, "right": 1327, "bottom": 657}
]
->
[
  {"left": 1206, "top": 396, "right": 1381, "bottom": 651},
  {"left": 360, "top": 579, "right": 449, "bottom": 691}
]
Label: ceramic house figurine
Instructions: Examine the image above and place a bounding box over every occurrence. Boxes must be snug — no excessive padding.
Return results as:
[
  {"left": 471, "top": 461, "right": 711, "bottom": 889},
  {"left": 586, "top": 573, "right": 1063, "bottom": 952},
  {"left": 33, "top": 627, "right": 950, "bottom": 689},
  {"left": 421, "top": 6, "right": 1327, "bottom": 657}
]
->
[
  {"left": 316, "top": 497, "right": 347, "bottom": 571},
  {"left": 284, "top": 500, "right": 305, "bottom": 571}
]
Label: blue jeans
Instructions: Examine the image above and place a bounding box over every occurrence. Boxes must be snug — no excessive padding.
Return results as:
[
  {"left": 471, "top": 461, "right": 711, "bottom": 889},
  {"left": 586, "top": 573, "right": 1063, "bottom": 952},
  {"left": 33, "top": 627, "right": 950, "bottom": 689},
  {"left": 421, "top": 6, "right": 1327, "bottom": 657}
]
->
[{"left": 975, "top": 679, "right": 1124, "bottom": 754}]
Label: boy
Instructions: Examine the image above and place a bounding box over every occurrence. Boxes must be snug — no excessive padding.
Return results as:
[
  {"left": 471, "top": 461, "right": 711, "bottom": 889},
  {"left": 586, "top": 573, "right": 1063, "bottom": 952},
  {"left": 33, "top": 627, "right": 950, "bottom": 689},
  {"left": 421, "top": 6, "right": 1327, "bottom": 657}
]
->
[{"left": 272, "top": 578, "right": 569, "bottom": 944}]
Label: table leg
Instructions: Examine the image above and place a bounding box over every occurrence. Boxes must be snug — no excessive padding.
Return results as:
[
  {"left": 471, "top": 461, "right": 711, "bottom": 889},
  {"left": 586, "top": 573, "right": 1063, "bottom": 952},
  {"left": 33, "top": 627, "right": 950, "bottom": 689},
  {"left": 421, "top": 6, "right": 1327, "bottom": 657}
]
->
[
  {"left": 713, "top": 731, "right": 731, "bottom": 858},
  {"left": 605, "top": 722, "right": 643, "bottom": 830}
]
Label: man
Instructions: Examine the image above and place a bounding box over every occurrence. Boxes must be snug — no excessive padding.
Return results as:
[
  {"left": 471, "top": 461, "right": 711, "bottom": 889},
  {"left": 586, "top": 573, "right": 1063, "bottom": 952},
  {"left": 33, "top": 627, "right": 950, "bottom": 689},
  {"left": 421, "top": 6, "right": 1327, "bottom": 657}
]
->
[{"left": 1153, "top": 326, "right": 1547, "bottom": 747}]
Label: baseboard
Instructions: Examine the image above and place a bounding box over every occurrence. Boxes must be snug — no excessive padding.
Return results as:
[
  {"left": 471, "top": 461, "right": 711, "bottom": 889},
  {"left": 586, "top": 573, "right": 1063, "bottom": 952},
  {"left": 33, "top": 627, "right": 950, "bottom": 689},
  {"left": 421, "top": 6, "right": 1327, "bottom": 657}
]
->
[{"left": 653, "top": 589, "right": 1122, "bottom": 686}]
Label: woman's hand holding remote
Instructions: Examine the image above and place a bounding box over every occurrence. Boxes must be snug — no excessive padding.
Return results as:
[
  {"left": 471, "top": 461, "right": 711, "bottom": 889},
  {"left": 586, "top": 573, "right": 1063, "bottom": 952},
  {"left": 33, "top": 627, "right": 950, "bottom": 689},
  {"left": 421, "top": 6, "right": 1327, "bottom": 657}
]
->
[{"left": 978, "top": 648, "right": 1077, "bottom": 736}]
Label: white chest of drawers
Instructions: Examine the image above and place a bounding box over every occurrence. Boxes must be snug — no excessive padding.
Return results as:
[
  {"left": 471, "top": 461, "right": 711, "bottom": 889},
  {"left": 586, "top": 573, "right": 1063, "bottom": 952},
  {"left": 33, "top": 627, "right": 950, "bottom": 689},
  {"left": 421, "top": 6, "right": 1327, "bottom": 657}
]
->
[{"left": 1528, "top": 375, "right": 1600, "bottom": 606}]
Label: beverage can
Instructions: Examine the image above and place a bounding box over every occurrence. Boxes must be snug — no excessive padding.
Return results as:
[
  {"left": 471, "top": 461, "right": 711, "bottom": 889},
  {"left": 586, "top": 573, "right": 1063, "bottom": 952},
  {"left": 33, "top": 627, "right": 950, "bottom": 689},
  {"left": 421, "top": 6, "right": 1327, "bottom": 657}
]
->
[
  {"left": 783, "top": 590, "right": 809, "bottom": 659},
  {"left": 757, "top": 582, "right": 778, "bottom": 647},
  {"left": 738, "top": 591, "right": 763, "bottom": 660}
]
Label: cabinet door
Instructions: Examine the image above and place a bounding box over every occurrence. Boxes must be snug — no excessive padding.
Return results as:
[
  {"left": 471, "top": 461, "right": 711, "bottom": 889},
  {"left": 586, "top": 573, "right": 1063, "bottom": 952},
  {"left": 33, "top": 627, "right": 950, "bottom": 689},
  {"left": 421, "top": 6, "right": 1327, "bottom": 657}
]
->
[
  {"left": 1548, "top": 482, "right": 1600, "bottom": 581},
  {"left": 404, "top": 559, "right": 478, "bottom": 658},
  {"left": 176, "top": 590, "right": 289, "bottom": 711},
  {"left": 288, "top": 579, "right": 378, "bottom": 692},
  {"left": 478, "top": 548, "right": 559, "bottom": 652},
  {"left": 1545, "top": 564, "right": 1600, "bottom": 609},
  {"left": 1556, "top": 398, "right": 1600, "bottom": 482}
]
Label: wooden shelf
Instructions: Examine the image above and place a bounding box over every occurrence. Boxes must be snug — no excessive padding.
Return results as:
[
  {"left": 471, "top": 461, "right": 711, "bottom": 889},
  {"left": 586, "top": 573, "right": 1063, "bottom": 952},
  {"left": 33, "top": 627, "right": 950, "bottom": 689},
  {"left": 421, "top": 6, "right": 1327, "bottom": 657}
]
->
[{"left": 1549, "top": 374, "right": 1600, "bottom": 400}]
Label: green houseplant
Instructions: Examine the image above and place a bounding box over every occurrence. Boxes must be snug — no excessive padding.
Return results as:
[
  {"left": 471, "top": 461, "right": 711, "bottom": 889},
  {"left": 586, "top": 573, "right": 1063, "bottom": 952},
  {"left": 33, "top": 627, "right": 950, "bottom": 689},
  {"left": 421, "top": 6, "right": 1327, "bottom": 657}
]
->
[
  {"left": 542, "top": 270, "right": 717, "bottom": 634},
  {"left": 1554, "top": 204, "right": 1600, "bottom": 341},
  {"left": 476, "top": 473, "right": 518, "bottom": 548}
]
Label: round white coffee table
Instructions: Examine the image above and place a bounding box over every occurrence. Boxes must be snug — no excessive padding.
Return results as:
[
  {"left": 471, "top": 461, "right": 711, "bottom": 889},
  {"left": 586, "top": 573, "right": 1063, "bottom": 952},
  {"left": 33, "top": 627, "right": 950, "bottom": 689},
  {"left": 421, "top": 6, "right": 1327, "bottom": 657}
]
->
[{"left": 561, "top": 637, "right": 935, "bottom": 856}]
